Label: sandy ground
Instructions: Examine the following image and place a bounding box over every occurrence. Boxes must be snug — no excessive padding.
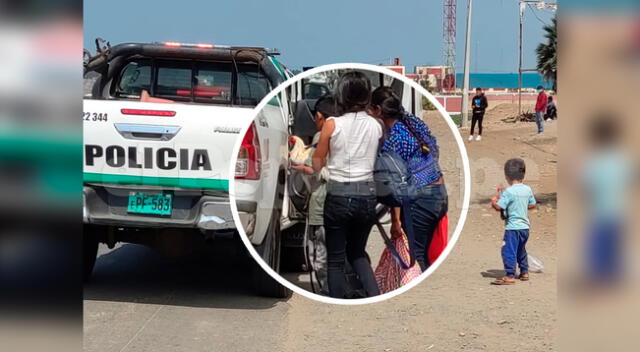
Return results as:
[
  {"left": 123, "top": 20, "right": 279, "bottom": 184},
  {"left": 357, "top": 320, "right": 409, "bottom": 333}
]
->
[
  {"left": 280, "top": 107, "right": 557, "bottom": 352},
  {"left": 84, "top": 104, "right": 557, "bottom": 351}
]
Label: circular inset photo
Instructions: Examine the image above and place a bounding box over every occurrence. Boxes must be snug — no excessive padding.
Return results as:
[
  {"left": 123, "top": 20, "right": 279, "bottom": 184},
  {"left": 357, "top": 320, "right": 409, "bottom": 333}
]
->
[{"left": 229, "top": 63, "right": 470, "bottom": 304}]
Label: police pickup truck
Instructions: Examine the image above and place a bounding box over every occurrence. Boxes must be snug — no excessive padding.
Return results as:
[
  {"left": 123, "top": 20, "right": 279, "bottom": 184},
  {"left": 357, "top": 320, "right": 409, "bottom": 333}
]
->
[{"left": 83, "top": 41, "right": 294, "bottom": 297}]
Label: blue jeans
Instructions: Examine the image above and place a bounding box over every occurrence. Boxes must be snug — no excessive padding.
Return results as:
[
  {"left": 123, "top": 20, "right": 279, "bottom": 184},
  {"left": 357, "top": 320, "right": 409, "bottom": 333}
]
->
[
  {"left": 324, "top": 183, "right": 380, "bottom": 298},
  {"left": 501, "top": 229, "right": 529, "bottom": 277},
  {"left": 535, "top": 111, "right": 545, "bottom": 133},
  {"left": 588, "top": 219, "right": 622, "bottom": 282},
  {"left": 403, "top": 184, "right": 448, "bottom": 271}
]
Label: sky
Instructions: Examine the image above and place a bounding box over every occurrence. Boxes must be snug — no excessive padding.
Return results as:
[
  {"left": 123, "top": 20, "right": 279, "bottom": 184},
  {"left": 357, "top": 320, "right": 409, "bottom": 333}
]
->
[{"left": 83, "top": 0, "right": 555, "bottom": 73}]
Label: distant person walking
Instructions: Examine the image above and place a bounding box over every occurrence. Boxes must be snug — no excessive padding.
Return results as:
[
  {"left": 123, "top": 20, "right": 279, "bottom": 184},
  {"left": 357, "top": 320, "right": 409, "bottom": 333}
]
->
[
  {"left": 469, "top": 87, "right": 488, "bottom": 141},
  {"left": 534, "top": 85, "right": 548, "bottom": 134}
]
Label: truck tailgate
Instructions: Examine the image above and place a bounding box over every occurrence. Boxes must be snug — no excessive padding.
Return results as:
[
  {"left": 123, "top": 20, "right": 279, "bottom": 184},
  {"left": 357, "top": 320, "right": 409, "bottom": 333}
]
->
[{"left": 83, "top": 100, "right": 251, "bottom": 191}]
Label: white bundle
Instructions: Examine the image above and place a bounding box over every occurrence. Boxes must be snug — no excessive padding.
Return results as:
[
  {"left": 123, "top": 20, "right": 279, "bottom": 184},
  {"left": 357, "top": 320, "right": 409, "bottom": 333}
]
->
[
  {"left": 289, "top": 136, "right": 313, "bottom": 165},
  {"left": 528, "top": 253, "right": 544, "bottom": 273}
]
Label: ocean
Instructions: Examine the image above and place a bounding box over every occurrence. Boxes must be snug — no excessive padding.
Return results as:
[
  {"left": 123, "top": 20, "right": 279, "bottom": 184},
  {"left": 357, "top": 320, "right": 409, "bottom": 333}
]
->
[{"left": 455, "top": 73, "right": 553, "bottom": 89}]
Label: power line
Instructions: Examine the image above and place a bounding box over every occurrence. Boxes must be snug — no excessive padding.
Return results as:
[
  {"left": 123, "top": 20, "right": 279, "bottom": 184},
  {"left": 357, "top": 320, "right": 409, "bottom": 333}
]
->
[
  {"left": 361, "top": 57, "right": 393, "bottom": 65},
  {"left": 527, "top": 4, "right": 550, "bottom": 26}
]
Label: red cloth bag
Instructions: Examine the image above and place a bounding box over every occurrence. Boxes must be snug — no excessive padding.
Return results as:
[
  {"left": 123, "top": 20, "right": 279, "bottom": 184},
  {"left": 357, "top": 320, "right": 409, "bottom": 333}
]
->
[
  {"left": 428, "top": 214, "right": 449, "bottom": 264},
  {"left": 375, "top": 214, "right": 449, "bottom": 294},
  {"left": 374, "top": 235, "right": 422, "bottom": 294}
]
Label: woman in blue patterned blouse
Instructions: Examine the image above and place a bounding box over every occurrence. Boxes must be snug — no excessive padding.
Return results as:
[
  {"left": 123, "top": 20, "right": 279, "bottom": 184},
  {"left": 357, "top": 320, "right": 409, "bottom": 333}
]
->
[{"left": 369, "top": 86, "right": 448, "bottom": 271}]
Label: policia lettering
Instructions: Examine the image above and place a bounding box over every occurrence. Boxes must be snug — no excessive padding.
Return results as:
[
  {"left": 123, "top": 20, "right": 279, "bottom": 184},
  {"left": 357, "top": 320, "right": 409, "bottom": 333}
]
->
[{"left": 85, "top": 145, "right": 212, "bottom": 171}]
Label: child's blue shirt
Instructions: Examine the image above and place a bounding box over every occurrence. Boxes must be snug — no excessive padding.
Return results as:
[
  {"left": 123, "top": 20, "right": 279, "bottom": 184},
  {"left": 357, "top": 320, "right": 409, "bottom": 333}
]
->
[{"left": 497, "top": 183, "right": 536, "bottom": 230}]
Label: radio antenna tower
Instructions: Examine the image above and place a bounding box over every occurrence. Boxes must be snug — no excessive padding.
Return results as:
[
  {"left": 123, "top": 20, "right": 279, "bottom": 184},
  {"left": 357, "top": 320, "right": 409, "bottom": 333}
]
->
[{"left": 443, "top": 0, "right": 457, "bottom": 91}]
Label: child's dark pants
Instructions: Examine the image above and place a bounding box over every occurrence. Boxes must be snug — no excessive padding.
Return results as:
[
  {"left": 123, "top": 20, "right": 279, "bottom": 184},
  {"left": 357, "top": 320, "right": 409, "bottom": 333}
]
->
[{"left": 501, "top": 229, "right": 529, "bottom": 277}]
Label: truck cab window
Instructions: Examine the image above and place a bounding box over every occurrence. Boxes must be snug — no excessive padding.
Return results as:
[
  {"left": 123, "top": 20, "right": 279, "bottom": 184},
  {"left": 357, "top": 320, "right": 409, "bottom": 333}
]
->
[
  {"left": 194, "top": 62, "right": 233, "bottom": 104},
  {"left": 113, "top": 58, "right": 268, "bottom": 106},
  {"left": 116, "top": 60, "right": 151, "bottom": 98},
  {"left": 237, "top": 64, "right": 270, "bottom": 106},
  {"left": 155, "top": 62, "right": 192, "bottom": 100}
]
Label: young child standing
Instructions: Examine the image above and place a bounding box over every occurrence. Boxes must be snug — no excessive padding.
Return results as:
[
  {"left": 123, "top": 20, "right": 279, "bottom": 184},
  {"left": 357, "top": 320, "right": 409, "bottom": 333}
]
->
[{"left": 490, "top": 158, "right": 537, "bottom": 285}]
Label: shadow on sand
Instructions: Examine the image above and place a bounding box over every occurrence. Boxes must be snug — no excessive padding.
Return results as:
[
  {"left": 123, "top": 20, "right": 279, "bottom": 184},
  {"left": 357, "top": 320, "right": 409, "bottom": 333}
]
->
[{"left": 481, "top": 269, "right": 507, "bottom": 279}]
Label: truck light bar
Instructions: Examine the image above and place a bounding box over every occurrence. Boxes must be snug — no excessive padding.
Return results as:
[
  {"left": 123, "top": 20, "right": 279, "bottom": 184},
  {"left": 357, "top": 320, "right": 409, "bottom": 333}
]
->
[
  {"left": 164, "top": 41, "right": 215, "bottom": 49},
  {"left": 159, "top": 41, "right": 279, "bottom": 55}
]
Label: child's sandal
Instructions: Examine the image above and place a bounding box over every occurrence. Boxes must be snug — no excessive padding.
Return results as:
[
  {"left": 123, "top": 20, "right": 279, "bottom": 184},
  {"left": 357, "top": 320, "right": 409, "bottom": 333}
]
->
[
  {"left": 518, "top": 273, "right": 529, "bottom": 281},
  {"left": 491, "top": 277, "right": 516, "bottom": 285}
]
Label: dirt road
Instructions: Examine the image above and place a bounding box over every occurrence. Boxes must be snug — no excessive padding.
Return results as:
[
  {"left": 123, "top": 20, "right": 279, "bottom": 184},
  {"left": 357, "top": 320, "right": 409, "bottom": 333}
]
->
[
  {"left": 280, "top": 112, "right": 557, "bottom": 352},
  {"left": 84, "top": 109, "right": 557, "bottom": 352}
]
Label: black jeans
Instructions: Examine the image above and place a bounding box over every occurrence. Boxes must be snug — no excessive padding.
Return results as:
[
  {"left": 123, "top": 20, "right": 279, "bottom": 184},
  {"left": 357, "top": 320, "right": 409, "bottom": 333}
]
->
[
  {"left": 403, "top": 184, "right": 448, "bottom": 271},
  {"left": 470, "top": 112, "right": 485, "bottom": 135},
  {"left": 324, "top": 183, "right": 380, "bottom": 298}
]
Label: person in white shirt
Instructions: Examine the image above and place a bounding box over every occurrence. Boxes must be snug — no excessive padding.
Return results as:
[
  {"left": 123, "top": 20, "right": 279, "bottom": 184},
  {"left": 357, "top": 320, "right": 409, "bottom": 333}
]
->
[{"left": 312, "top": 71, "right": 382, "bottom": 298}]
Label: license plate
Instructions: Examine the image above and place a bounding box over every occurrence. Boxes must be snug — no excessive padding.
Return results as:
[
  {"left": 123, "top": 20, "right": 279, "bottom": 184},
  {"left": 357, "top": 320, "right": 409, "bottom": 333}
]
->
[{"left": 127, "top": 192, "right": 172, "bottom": 216}]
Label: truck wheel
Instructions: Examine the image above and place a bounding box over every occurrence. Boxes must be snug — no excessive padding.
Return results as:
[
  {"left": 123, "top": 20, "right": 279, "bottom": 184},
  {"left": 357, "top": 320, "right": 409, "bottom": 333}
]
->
[
  {"left": 83, "top": 225, "right": 100, "bottom": 281},
  {"left": 252, "top": 207, "right": 291, "bottom": 298},
  {"left": 281, "top": 223, "right": 307, "bottom": 272}
]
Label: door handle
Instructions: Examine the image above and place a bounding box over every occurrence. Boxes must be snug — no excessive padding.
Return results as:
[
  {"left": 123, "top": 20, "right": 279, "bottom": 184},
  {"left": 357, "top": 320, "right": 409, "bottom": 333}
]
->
[{"left": 114, "top": 123, "right": 181, "bottom": 141}]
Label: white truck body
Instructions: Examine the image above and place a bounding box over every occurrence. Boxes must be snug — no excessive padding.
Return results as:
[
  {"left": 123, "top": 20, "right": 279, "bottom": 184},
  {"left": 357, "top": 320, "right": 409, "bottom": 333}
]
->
[
  {"left": 83, "top": 49, "right": 424, "bottom": 295},
  {"left": 83, "top": 42, "right": 291, "bottom": 234},
  {"left": 233, "top": 97, "right": 291, "bottom": 245},
  {"left": 83, "top": 100, "right": 255, "bottom": 230},
  {"left": 82, "top": 42, "right": 296, "bottom": 297}
]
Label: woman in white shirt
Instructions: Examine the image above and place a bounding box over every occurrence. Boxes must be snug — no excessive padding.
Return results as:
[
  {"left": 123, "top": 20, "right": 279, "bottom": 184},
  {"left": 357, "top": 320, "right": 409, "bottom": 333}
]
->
[{"left": 312, "top": 71, "right": 382, "bottom": 298}]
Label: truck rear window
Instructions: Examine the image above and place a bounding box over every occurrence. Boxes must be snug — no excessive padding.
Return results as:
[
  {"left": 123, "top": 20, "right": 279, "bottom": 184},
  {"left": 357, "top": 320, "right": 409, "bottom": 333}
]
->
[
  {"left": 117, "top": 60, "right": 152, "bottom": 97},
  {"left": 114, "top": 59, "right": 270, "bottom": 106}
]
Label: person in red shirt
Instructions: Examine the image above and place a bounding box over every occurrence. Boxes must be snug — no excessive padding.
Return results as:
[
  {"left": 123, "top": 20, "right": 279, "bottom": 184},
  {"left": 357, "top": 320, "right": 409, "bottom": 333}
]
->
[{"left": 534, "top": 85, "right": 548, "bottom": 134}]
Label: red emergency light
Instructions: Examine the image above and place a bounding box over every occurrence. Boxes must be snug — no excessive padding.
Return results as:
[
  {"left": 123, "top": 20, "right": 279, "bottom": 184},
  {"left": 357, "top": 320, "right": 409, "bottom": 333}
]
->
[
  {"left": 163, "top": 42, "right": 214, "bottom": 49},
  {"left": 121, "top": 108, "right": 176, "bottom": 117}
]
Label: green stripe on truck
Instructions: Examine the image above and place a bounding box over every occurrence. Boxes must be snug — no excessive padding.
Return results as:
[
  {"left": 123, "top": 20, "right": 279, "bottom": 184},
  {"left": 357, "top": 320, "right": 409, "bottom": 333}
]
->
[
  {"left": 83, "top": 173, "right": 229, "bottom": 191},
  {"left": 270, "top": 57, "right": 286, "bottom": 80}
]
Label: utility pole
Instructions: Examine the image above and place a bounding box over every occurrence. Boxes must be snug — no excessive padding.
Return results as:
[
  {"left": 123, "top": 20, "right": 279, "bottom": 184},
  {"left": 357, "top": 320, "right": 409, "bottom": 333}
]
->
[
  {"left": 461, "top": 0, "right": 473, "bottom": 128},
  {"left": 518, "top": 1, "right": 524, "bottom": 117},
  {"left": 518, "top": 1, "right": 557, "bottom": 117}
]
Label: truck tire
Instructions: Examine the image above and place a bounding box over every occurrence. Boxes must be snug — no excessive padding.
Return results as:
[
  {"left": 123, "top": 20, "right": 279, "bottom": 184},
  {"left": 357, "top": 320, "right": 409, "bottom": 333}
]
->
[
  {"left": 83, "top": 225, "right": 100, "bottom": 281},
  {"left": 252, "top": 207, "right": 291, "bottom": 298},
  {"left": 281, "top": 223, "right": 307, "bottom": 272}
]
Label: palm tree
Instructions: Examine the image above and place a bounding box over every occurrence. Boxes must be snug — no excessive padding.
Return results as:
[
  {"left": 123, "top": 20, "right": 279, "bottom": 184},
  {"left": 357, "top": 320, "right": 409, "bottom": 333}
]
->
[{"left": 536, "top": 17, "right": 557, "bottom": 91}]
